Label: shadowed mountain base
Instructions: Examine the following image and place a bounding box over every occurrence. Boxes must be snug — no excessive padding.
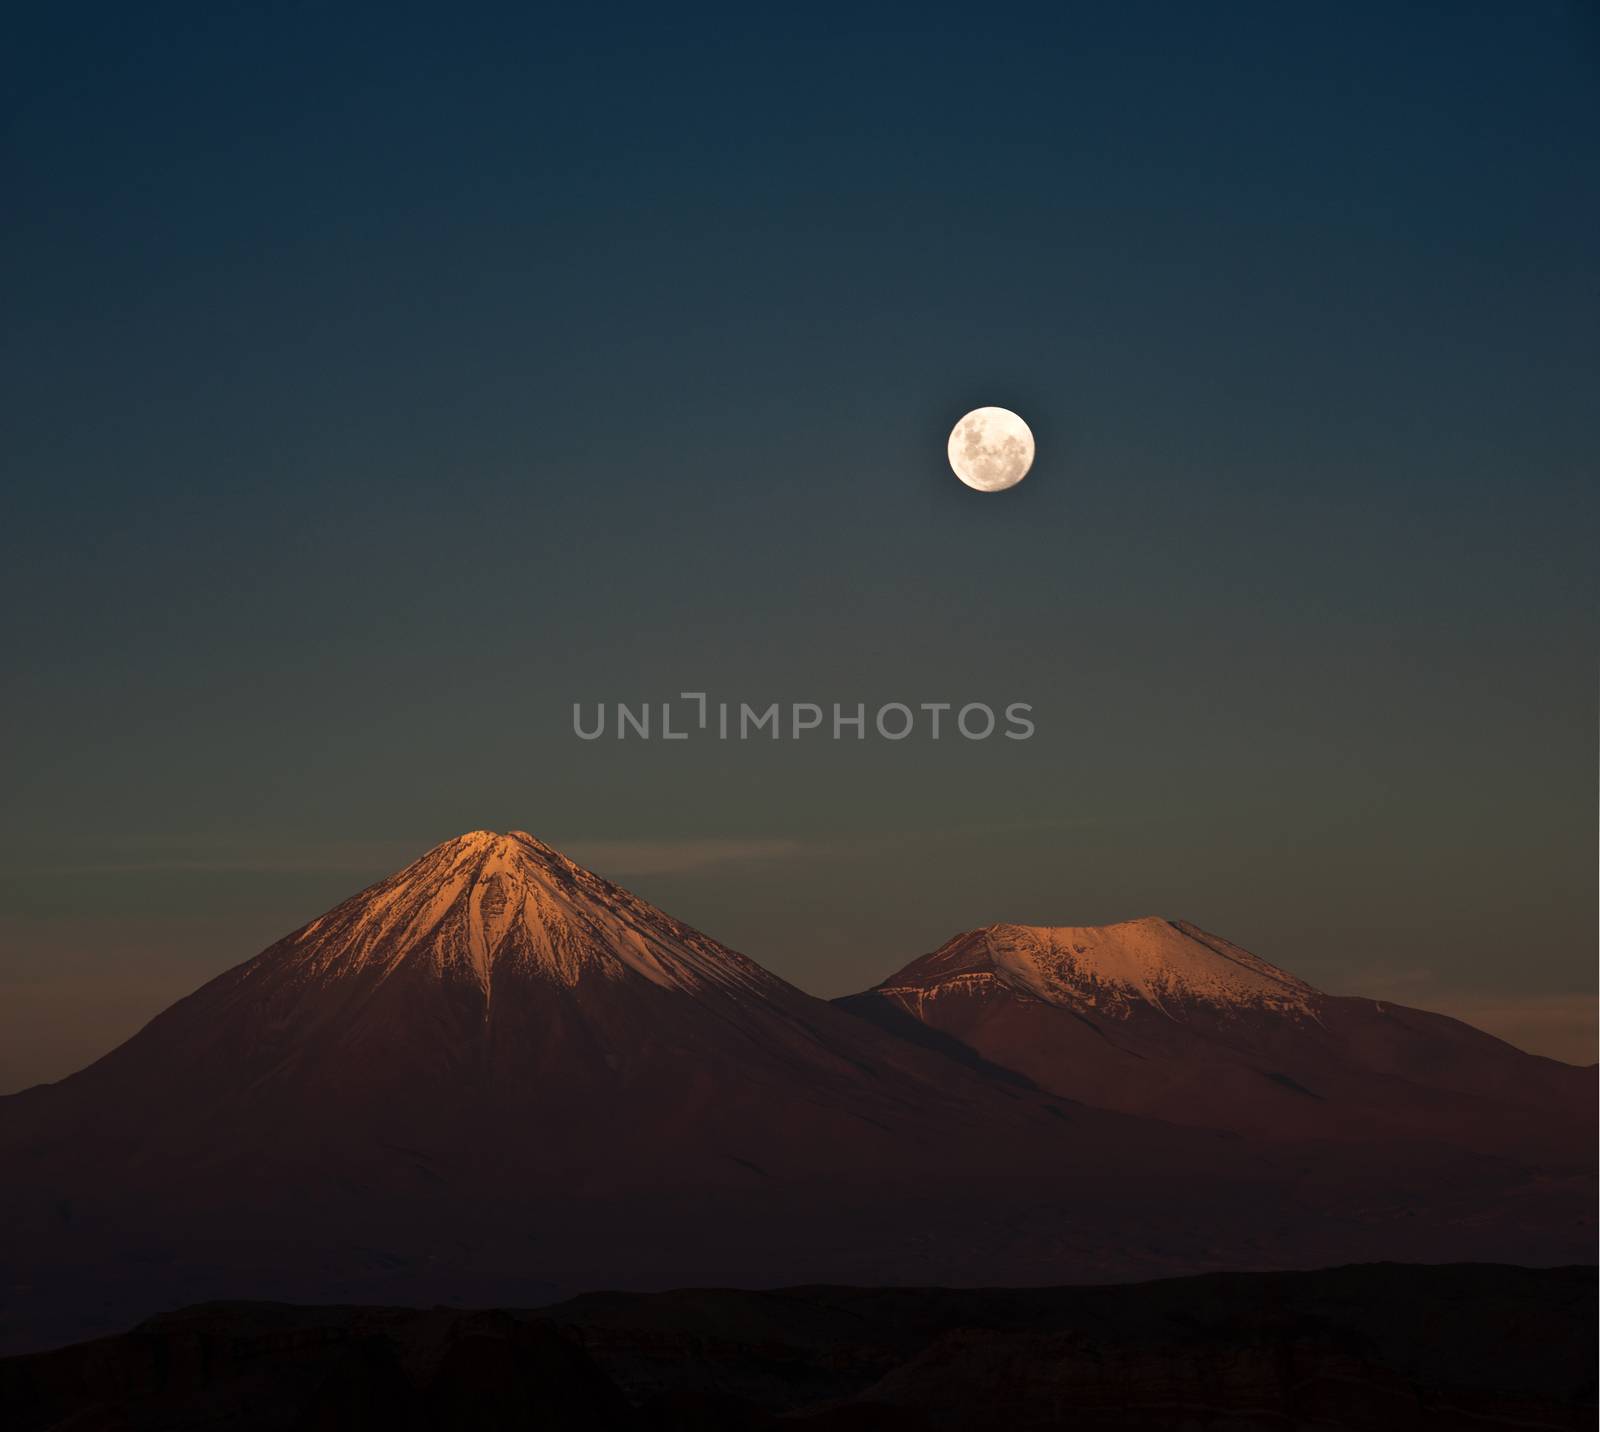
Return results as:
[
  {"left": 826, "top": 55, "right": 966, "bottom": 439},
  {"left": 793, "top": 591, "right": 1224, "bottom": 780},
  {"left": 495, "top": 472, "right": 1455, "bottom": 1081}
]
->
[
  {"left": 8, "top": 834, "right": 1590, "bottom": 1358},
  {"left": 3, "top": 1263, "right": 1594, "bottom": 1431}
]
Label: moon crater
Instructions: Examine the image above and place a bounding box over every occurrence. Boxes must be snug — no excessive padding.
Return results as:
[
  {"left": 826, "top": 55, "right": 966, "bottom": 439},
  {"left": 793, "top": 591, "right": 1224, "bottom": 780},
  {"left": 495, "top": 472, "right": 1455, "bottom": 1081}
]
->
[{"left": 947, "top": 407, "right": 1035, "bottom": 492}]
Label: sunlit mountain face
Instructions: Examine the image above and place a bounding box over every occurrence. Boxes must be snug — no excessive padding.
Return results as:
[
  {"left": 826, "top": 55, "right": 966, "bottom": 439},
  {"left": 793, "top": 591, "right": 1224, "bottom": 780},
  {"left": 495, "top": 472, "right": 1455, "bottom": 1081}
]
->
[
  {"left": 1, "top": 832, "right": 1591, "bottom": 1356},
  {"left": 838, "top": 918, "right": 1595, "bottom": 1158}
]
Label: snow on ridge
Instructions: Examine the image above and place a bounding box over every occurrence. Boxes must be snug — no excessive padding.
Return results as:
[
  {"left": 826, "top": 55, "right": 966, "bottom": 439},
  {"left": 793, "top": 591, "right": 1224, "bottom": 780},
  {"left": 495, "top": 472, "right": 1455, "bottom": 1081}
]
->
[
  {"left": 884, "top": 917, "right": 1319, "bottom": 1020},
  {"left": 984, "top": 919, "right": 1318, "bottom": 1017},
  {"left": 273, "top": 829, "right": 782, "bottom": 1002}
]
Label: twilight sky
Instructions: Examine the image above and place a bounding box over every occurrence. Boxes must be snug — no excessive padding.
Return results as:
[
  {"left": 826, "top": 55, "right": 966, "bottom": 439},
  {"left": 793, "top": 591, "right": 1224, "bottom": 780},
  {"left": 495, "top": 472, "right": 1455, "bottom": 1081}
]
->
[{"left": 3, "top": 1, "right": 1596, "bottom": 1088}]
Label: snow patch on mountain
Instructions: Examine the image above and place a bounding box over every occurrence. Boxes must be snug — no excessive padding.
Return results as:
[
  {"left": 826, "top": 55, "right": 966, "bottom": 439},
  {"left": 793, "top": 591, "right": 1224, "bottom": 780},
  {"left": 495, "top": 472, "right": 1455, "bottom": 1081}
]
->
[
  {"left": 277, "top": 830, "right": 781, "bottom": 1001},
  {"left": 883, "top": 917, "right": 1319, "bottom": 1021}
]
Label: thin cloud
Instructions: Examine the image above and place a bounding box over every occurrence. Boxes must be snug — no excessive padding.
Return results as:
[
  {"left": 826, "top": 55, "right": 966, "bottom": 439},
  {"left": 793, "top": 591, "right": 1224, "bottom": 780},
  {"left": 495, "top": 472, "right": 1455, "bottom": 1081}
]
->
[
  {"left": 8, "top": 836, "right": 817, "bottom": 881},
  {"left": 6, "top": 817, "right": 1092, "bottom": 883},
  {"left": 7, "top": 846, "right": 423, "bottom": 878},
  {"left": 562, "top": 838, "right": 808, "bottom": 877}
]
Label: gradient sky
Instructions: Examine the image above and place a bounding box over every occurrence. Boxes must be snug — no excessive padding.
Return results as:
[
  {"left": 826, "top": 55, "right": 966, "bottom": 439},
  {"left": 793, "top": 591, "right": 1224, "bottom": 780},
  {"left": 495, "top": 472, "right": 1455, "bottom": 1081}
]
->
[{"left": 3, "top": 1, "right": 1596, "bottom": 1088}]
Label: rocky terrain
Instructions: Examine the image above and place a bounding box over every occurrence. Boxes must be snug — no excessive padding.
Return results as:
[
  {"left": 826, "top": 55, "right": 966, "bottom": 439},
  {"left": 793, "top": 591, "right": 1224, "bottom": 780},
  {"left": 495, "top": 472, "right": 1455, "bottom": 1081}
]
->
[{"left": 4, "top": 1264, "right": 1593, "bottom": 1429}]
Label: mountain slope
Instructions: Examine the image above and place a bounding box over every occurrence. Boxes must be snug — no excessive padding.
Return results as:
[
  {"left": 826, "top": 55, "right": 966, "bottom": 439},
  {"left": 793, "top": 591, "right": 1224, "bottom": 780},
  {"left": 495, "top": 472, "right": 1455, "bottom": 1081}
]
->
[
  {"left": 837, "top": 918, "right": 1594, "bottom": 1158},
  {"left": 2, "top": 832, "right": 1057, "bottom": 1186},
  {"left": 1, "top": 842, "right": 1591, "bottom": 1354}
]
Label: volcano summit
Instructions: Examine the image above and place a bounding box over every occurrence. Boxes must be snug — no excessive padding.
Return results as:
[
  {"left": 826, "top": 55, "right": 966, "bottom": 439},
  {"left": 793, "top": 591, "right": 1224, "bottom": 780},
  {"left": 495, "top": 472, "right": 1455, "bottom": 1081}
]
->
[{"left": 0, "top": 831, "right": 1591, "bottom": 1354}]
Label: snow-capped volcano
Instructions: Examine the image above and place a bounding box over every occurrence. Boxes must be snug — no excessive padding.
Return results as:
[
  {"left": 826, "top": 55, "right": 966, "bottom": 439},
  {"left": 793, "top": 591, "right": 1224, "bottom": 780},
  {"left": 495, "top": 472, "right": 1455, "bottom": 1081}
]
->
[
  {"left": 839, "top": 916, "right": 1593, "bottom": 1158},
  {"left": 283, "top": 829, "right": 780, "bottom": 999},
  {"left": 14, "top": 830, "right": 1023, "bottom": 1162},
  {"left": 0, "top": 835, "right": 1591, "bottom": 1355},
  {"left": 886, "top": 918, "right": 1319, "bottom": 1022},
  {"left": 0, "top": 830, "right": 1121, "bottom": 1349}
]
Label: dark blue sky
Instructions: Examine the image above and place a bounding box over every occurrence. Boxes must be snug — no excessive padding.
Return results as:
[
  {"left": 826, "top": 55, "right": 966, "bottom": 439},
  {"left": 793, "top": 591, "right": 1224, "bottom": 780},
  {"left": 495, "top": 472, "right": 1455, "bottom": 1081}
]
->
[{"left": 3, "top": 1, "right": 1595, "bottom": 1084}]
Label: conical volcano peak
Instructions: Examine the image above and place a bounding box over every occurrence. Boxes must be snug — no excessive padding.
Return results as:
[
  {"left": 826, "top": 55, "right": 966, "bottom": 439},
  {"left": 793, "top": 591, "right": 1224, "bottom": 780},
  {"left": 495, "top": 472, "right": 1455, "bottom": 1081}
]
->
[
  {"left": 279, "top": 828, "right": 780, "bottom": 1001},
  {"left": 450, "top": 828, "right": 548, "bottom": 851},
  {"left": 882, "top": 917, "right": 1318, "bottom": 1020},
  {"left": 442, "top": 828, "right": 569, "bottom": 866},
  {"left": 986, "top": 915, "right": 1173, "bottom": 943}
]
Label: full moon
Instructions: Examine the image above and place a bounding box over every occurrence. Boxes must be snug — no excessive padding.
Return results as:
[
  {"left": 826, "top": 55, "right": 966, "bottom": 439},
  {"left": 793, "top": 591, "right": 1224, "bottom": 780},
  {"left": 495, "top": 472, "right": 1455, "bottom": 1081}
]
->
[{"left": 947, "top": 406, "right": 1035, "bottom": 492}]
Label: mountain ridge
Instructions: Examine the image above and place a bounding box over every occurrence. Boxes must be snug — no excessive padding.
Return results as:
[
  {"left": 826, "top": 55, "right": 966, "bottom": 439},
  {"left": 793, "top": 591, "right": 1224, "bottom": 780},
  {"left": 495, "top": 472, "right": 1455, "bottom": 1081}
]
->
[
  {"left": 1, "top": 828, "right": 1592, "bottom": 1355},
  {"left": 873, "top": 917, "right": 1320, "bottom": 1021},
  {"left": 277, "top": 829, "right": 781, "bottom": 998},
  {"left": 839, "top": 914, "right": 1594, "bottom": 1157}
]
